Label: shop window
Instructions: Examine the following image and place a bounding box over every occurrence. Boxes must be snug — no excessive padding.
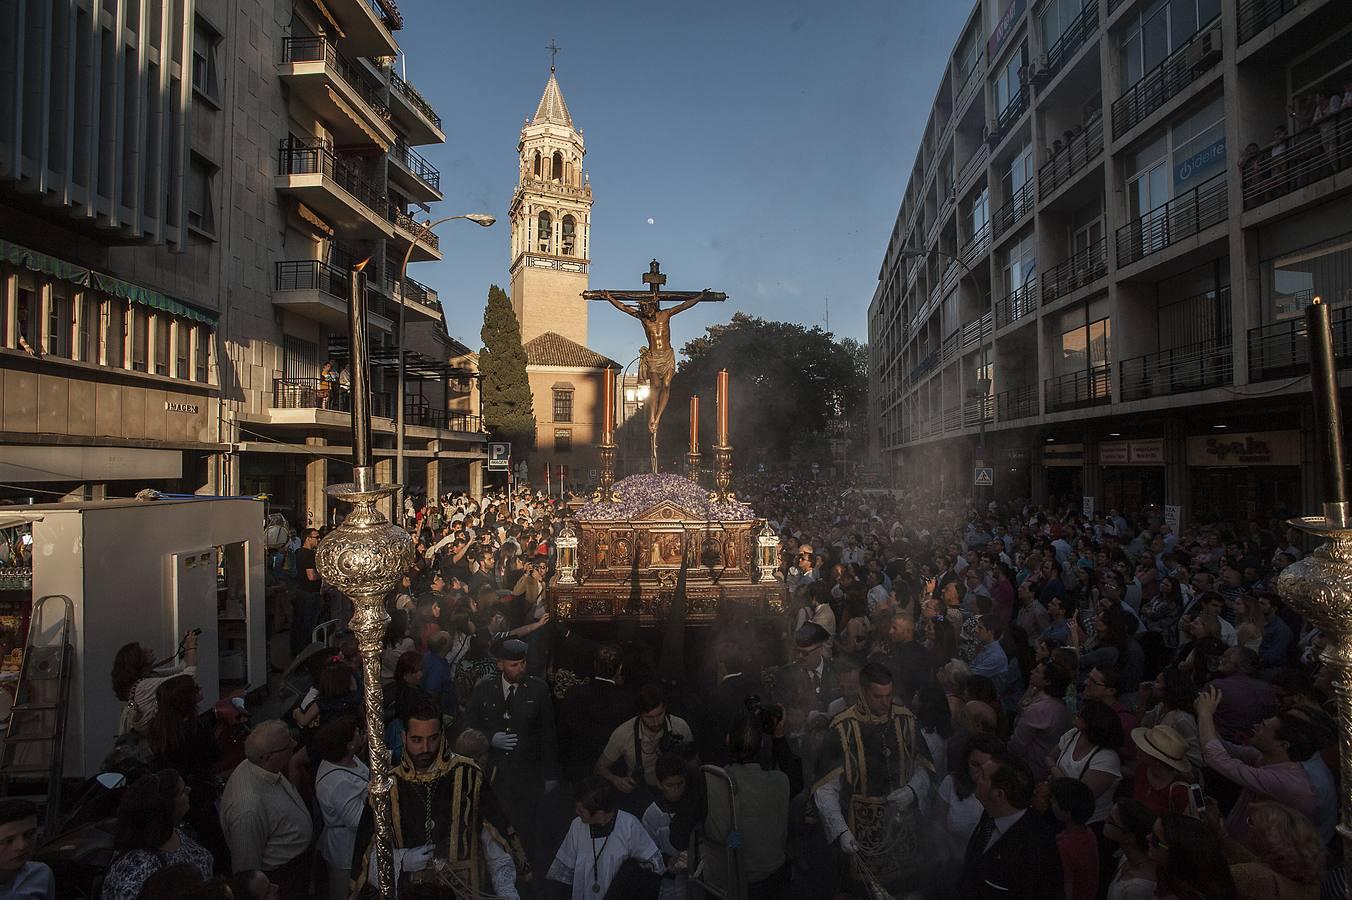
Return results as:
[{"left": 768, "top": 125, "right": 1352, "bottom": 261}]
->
[
  {"left": 105, "top": 301, "right": 126, "bottom": 367},
  {"left": 554, "top": 429, "right": 572, "bottom": 452},
  {"left": 47, "top": 288, "right": 73, "bottom": 359},
  {"left": 131, "top": 306, "right": 149, "bottom": 372},
  {"left": 194, "top": 325, "right": 210, "bottom": 383},
  {"left": 78, "top": 295, "right": 100, "bottom": 362},
  {"left": 174, "top": 319, "right": 189, "bottom": 378},
  {"left": 15, "top": 286, "right": 37, "bottom": 353}
]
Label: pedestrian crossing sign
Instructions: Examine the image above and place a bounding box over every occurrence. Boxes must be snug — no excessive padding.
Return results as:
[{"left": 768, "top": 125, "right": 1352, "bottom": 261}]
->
[{"left": 974, "top": 467, "right": 994, "bottom": 486}]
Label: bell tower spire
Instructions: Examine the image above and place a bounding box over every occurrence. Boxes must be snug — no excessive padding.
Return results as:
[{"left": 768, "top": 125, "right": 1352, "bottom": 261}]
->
[{"left": 509, "top": 60, "right": 592, "bottom": 347}]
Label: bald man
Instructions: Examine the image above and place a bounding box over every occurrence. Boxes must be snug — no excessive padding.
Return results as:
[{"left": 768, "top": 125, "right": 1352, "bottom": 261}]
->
[{"left": 220, "top": 720, "right": 313, "bottom": 893}]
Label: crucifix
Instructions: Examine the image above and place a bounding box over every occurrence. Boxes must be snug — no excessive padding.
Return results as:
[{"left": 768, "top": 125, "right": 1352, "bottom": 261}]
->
[
  {"left": 584, "top": 260, "right": 727, "bottom": 473},
  {"left": 546, "top": 39, "right": 561, "bottom": 71}
]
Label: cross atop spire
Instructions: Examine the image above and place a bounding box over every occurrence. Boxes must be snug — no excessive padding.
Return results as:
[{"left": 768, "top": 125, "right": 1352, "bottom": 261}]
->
[{"left": 546, "top": 39, "right": 561, "bottom": 72}]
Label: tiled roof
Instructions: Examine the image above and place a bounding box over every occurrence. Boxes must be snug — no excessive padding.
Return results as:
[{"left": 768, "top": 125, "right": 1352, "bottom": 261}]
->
[
  {"left": 533, "top": 72, "right": 573, "bottom": 127},
  {"left": 524, "top": 331, "right": 618, "bottom": 370}
]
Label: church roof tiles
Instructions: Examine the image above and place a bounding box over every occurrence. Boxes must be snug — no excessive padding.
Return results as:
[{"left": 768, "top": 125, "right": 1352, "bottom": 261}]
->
[
  {"left": 524, "top": 331, "right": 618, "bottom": 370},
  {"left": 532, "top": 72, "right": 574, "bottom": 128}
]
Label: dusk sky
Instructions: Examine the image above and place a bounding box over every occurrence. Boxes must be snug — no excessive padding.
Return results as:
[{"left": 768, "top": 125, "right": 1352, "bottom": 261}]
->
[{"left": 398, "top": 0, "right": 975, "bottom": 365}]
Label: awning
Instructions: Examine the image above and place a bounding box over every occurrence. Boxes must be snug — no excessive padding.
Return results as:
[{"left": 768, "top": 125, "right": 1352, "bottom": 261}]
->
[
  {"left": 0, "top": 240, "right": 219, "bottom": 326},
  {"left": 326, "top": 86, "right": 389, "bottom": 150}
]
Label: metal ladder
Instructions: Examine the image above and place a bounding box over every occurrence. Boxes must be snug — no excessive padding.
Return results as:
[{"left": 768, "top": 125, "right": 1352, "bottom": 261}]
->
[{"left": 0, "top": 595, "right": 74, "bottom": 834}]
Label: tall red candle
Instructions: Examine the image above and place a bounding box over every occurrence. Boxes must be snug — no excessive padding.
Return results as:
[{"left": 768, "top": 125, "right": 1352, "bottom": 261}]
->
[
  {"left": 717, "top": 370, "right": 730, "bottom": 447},
  {"left": 602, "top": 366, "right": 615, "bottom": 444},
  {"left": 689, "top": 396, "right": 699, "bottom": 453}
]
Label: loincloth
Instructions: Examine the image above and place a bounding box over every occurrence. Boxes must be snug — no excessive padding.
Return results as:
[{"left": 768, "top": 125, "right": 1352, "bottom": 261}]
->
[{"left": 639, "top": 346, "right": 675, "bottom": 381}]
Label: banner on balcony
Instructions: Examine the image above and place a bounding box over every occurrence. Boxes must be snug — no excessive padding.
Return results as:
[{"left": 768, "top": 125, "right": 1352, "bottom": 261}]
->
[
  {"left": 987, "top": 0, "right": 1026, "bottom": 59},
  {"left": 1186, "top": 430, "right": 1299, "bottom": 466}
]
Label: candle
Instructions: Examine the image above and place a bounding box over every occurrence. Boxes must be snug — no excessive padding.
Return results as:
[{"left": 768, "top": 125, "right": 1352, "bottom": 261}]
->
[
  {"left": 1306, "top": 296, "right": 1347, "bottom": 506},
  {"left": 689, "top": 396, "right": 699, "bottom": 454},
  {"left": 602, "top": 366, "right": 615, "bottom": 445},
  {"left": 348, "top": 259, "right": 372, "bottom": 469},
  {"left": 717, "top": 369, "right": 730, "bottom": 447}
]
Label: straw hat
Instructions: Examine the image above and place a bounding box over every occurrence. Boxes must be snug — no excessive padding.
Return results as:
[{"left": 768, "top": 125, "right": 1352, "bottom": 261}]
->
[{"left": 1131, "top": 724, "right": 1191, "bottom": 773}]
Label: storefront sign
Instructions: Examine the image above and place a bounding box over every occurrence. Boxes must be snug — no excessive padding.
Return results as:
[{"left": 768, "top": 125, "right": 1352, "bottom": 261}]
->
[
  {"left": 165, "top": 401, "right": 200, "bottom": 414},
  {"left": 1186, "top": 430, "right": 1300, "bottom": 466},
  {"left": 1043, "top": 442, "right": 1084, "bottom": 467},
  {"left": 1174, "top": 137, "right": 1226, "bottom": 189},
  {"left": 1099, "top": 442, "right": 1129, "bottom": 465},
  {"left": 987, "top": 0, "right": 1026, "bottom": 58},
  {"left": 1098, "top": 438, "right": 1164, "bottom": 465}
]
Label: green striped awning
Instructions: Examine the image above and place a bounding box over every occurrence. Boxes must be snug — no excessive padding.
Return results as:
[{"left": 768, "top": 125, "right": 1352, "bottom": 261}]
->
[{"left": 0, "top": 239, "right": 219, "bottom": 326}]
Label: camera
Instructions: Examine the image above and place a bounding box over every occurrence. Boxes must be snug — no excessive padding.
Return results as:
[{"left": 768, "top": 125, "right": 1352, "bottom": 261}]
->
[{"left": 744, "top": 694, "right": 783, "bottom": 735}]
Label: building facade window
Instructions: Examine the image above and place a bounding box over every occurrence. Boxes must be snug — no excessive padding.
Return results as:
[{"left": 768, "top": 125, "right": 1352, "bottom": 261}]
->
[
  {"left": 153, "top": 313, "right": 171, "bottom": 375},
  {"left": 1267, "top": 234, "right": 1352, "bottom": 321},
  {"left": 131, "top": 306, "right": 150, "bottom": 371},
  {"left": 192, "top": 16, "right": 222, "bottom": 102},
  {"left": 47, "top": 287, "right": 73, "bottom": 359},
  {"left": 78, "top": 295, "right": 100, "bottom": 362},
  {"left": 993, "top": 42, "right": 1028, "bottom": 115},
  {"left": 1057, "top": 297, "right": 1112, "bottom": 374},
  {"left": 187, "top": 155, "right": 216, "bottom": 236},
  {"left": 552, "top": 389, "right": 573, "bottom": 422},
  {"left": 1119, "top": 0, "right": 1220, "bottom": 91},
  {"left": 174, "top": 319, "right": 190, "bottom": 378},
  {"left": 554, "top": 429, "right": 572, "bottom": 452},
  {"left": 194, "top": 325, "right": 210, "bottom": 383},
  {"left": 1040, "top": 0, "right": 1092, "bottom": 50},
  {"left": 105, "top": 301, "right": 126, "bottom": 368},
  {"left": 537, "top": 211, "right": 552, "bottom": 253},
  {"left": 561, "top": 215, "right": 576, "bottom": 256}
]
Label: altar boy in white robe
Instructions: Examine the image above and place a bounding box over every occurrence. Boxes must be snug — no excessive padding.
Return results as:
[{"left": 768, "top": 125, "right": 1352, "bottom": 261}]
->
[{"left": 548, "top": 776, "right": 664, "bottom": 900}]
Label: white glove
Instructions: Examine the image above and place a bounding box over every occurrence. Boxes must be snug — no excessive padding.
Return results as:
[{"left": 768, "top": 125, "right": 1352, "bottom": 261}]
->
[
  {"left": 490, "top": 731, "right": 519, "bottom": 751},
  {"left": 839, "top": 831, "right": 859, "bottom": 855},
  {"left": 403, "top": 844, "right": 435, "bottom": 873},
  {"left": 887, "top": 786, "right": 915, "bottom": 811}
]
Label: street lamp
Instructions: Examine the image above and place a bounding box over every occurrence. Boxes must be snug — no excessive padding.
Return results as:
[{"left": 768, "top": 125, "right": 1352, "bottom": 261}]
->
[{"left": 394, "top": 213, "right": 494, "bottom": 515}]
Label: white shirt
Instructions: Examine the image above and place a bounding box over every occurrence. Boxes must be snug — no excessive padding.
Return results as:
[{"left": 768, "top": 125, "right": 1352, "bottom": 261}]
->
[
  {"left": 1054, "top": 730, "right": 1122, "bottom": 824},
  {"left": 547, "top": 812, "right": 664, "bottom": 900},
  {"left": 316, "top": 759, "right": 369, "bottom": 869}
]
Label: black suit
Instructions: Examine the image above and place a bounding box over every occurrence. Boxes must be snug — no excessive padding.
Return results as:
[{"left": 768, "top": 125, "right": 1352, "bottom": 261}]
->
[
  {"left": 701, "top": 672, "right": 758, "bottom": 765},
  {"left": 957, "top": 808, "right": 1062, "bottom": 900},
  {"left": 773, "top": 658, "right": 841, "bottom": 712},
  {"left": 882, "top": 640, "right": 933, "bottom": 697},
  {"left": 558, "top": 677, "right": 633, "bottom": 783}
]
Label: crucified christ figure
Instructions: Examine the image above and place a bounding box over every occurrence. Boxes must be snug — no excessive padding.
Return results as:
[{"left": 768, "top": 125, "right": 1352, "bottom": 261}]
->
[{"left": 584, "top": 260, "right": 726, "bottom": 472}]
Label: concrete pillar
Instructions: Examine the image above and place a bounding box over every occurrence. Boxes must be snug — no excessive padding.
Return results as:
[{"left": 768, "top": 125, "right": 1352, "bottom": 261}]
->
[
  {"left": 375, "top": 457, "right": 394, "bottom": 521},
  {"left": 1082, "top": 427, "right": 1102, "bottom": 511},
  {"left": 1300, "top": 401, "right": 1320, "bottom": 517},
  {"left": 425, "top": 458, "right": 441, "bottom": 502},
  {"left": 1164, "top": 419, "right": 1190, "bottom": 527},
  {"left": 469, "top": 459, "right": 484, "bottom": 498},
  {"left": 1031, "top": 432, "right": 1048, "bottom": 506},
  {"left": 305, "top": 437, "right": 328, "bottom": 529}
]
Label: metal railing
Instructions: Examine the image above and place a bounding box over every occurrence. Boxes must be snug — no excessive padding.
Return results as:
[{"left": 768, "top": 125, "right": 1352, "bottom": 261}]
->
[
  {"left": 1116, "top": 172, "right": 1227, "bottom": 267},
  {"left": 274, "top": 260, "right": 388, "bottom": 317},
  {"left": 959, "top": 221, "right": 991, "bottom": 268},
  {"left": 992, "top": 179, "right": 1035, "bottom": 238},
  {"left": 389, "top": 205, "right": 441, "bottom": 251},
  {"left": 1238, "top": 0, "right": 1308, "bottom": 44},
  {"left": 1042, "top": 236, "right": 1107, "bottom": 305},
  {"left": 963, "top": 395, "right": 994, "bottom": 427},
  {"left": 389, "top": 71, "right": 442, "bottom": 129},
  {"left": 954, "top": 56, "right": 986, "bottom": 113},
  {"left": 1242, "top": 106, "right": 1352, "bottom": 210},
  {"left": 391, "top": 140, "right": 441, "bottom": 192},
  {"left": 962, "top": 310, "right": 994, "bottom": 347},
  {"left": 1039, "top": 115, "right": 1104, "bottom": 197},
  {"left": 394, "top": 275, "right": 441, "bottom": 311},
  {"left": 1111, "top": 18, "right": 1221, "bottom": 139},
  {"left": 1248, "top": 303, "right": 1352, "bottom": 382},
  {"left": 993, "top": 88, "right": 1029, "bottom": 143},
  {"left": 941, "top": 405, "right": 962, "bottom": 431},
  {"left": 405, "top": 407, "right": 482, "bottom": 432},
  {"left": 280, "top": 36, "right": 390, "bottom": 122},
  {"left": 1120, "top": 339, "right": 1233, "bottom": 401},
  {"left": 995, "top": 277, "right": 1039, "bottom": 329},
  {"left": 1044, "top": 2, "right": 1099, "bottom": 81},
  {"left": 278, "top": 140, "right": 389, "bottom": 219},
  {"left": 996, "top": 383, "right": 1039, "bottom": 421},
  {"left": 272, "top": 378, "right": 392, "bottom": 417},
  {"left": 368, "top": 0, "right": 403, "bottom": 30},
  {"left": 1045, "top": 363, "right": 1112, "bottom": 412}
]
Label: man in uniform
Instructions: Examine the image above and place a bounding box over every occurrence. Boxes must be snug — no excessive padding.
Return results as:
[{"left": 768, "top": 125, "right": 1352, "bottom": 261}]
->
[
  {"left": 812, "top": 660, "right": 934, "bottom": 897},
  {"left": 349, "top": 699, "right": 524, "bottom": 898},
  {"left": 773, "top": 623, "right": 841, "bottom": 713}
]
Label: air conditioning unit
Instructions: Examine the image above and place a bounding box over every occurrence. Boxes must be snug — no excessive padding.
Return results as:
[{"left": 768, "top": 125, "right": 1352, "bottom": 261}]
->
[
  {"left": 1201, "top": 25, "right": 1223, "bottom": 59},
  {"left": 1184, "top": 40, "right": 1205, "bottom": 68}
]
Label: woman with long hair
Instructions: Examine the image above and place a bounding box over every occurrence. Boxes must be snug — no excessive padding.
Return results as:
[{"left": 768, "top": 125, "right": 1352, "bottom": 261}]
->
[
  {"left": 1010, "top": 660, "right": 1073, "bottom": 783},
  {"left": 913, "top": 682, "right": 953, "bottom": 784},
  {"left": 147, "top": 675, "right": 228, "bottom": 871},
  {"left": 1233, "top": 596, "right": 1266, "bottom": 653},
  {"left": 111, "top": 632, "right": 199, "bottom": 735},
  {"left": 1048, "top": 699, "right": 1124, "bottom": 826},
  {"left": 100, "top": 769, "right": 213, "bottom": 900},
  {"left": 1150, "top": 812, "right": 1237, "bottom": 900},
  {"left": 1229, "top": 802, "right": 1322, "bottom": 899},
  {"left": 1103, "top": 799, "right": 1156, "bottom": 900},
  {"left": 933, "top": 733, "right": 1004, "bottom": 866},
  {"left": 1137, "top": 667, "right": 1202, "bottom": 769}
]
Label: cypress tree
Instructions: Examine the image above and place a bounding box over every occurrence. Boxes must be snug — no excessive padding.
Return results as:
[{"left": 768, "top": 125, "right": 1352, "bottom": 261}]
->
[{"left": 479, "top": 284, "right": 536, "bottom": 455}]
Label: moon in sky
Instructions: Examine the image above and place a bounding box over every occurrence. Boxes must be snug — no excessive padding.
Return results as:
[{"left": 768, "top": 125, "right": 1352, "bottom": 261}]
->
[{"left": 646, "top": 218, "right": 655, "bottom": 225}]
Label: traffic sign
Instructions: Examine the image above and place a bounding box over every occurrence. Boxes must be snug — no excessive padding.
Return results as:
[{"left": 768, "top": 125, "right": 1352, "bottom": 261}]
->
[
  {"left": 487, "top": 442, "right": 511, "bottom": 472},
  {"left": 974, "top": 467, "right": 994, "bottom": 487}
]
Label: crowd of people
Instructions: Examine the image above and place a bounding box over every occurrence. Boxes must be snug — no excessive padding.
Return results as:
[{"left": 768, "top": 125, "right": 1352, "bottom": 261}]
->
[{"left": 3, "top": 476, "right": 1344, "bottom": 900}]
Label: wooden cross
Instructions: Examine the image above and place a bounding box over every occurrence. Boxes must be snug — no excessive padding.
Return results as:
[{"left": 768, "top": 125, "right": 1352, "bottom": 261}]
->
[
  {"left": 546, "top": 39, "right": 561, "bottom": 71},
  {"left": 583, "top": 260, "right": 727, "bottom": 308}
]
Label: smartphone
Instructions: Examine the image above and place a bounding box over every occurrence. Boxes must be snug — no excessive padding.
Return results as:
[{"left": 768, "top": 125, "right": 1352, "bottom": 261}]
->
[{"left": 1187, "top": 783, "right": 1206, "bottom": 815}]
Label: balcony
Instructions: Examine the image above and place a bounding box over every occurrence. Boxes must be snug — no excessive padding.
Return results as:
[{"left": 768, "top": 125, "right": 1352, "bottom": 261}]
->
[
  {"left": 391, "top": 273, "right": 443, "bottom": 318},
  {"left": 1248, "top": 304, "right": 1352, "bottom": 382},
  {"left": 1116, "top": 172, "right": 1227, "bottom": 268},
  {"left": 959, "top": 221, "right": 991, "bottom": 269},
  {"left": 389, "top": 140, "right": 442, "bottom": 202},
  {"left": 1238, "top": 0, "right": 1310, "bottom": 44},
  {"left": 1112, "top": 19, "right": 1221, "bottom": 140},
  {"left": 405, "top": 408, "right": 483, "bottom": 433},
  {"left": 272, "top": 378, "right": 393, "bottom": 418},
  {"left": 992, "top": 179, "right": 1035, "bottom": 239},
  {"left": 1120, "top": 339, "right": 1233, "bottom": 401},
  {"left": 962, "top": 311, "right": 994, "bottom": 348},
  {"left": 273, "top": 260, "right": 391, "bottom": 329},
  {"left": 1038, "top": 116, "right": 1104, "bottom": 198},
  {"left": 389, "top": 71, "right": 445, "bottom": 145},
  {"left": 990, "top": 88, "right": 1029, "bottom": 148},
  {"left": 1242, "top": 107, "right": 1352, "bottom": 211},
  {"left": 995, "top": 278, "right": 1039, "bottom": 329},
  {"left": 389, "top": 204, "right": 442, "bottom": 262},
  {"left": 996, "top": 383, "right": 1039, "bottom": 421},
  {"left": 1043, "top": 2, "right": 1099, "bottom": 83},
  {"left": 279, "top": 37, "right": 394, "bottom": 149},
  {"left": 276, "top": 140, "right": 392, "bottom": 236},
  {"left": 1045, "top": 364, "right": 1112, "bottom": 412},
  {"left": 1042, "top": 236, "right": 1107, "bottom": 305},
  {"left": 325, "top": 0, "right": 400, "bottom": 56},
  {"left": 963, "top": 395, "right": 994, "bottom": 428}
]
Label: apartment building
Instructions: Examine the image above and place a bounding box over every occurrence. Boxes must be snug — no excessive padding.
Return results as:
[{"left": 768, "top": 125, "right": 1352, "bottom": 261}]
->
[
  {"left": 0, "top": 0, "right": 485, "bottom": 526},
  {"left": 868, "top": 0, "right": 1352, "bottom": 523}
]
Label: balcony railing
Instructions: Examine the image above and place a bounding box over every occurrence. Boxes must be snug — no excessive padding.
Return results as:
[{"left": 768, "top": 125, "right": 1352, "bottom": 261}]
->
[
  {"left": 274, "top": 260, "right": 388, "bottom": 317},
  {"left": 996, "top": 383, "right": 1039, "bottom": 421},
  {"left": 1242, "top": 106, "right": 1352, "bottom": 210},
  {"left": 272, "top": 378, "right": 392, "bottom": 417},
  {"left": 992, "top": 179, "right": 1035, "bottom": 238},
  {"left": 391, "top": 140, "right": 441, "bottom": 192},
  {"left": 1042, "top": 236, "right": 1107, "bottom": 305},
  {"left": 992, "top": 88, "right": 1029, "bottom": 144},
  {"left": 280, "top": 36, "right": 390, "bottom": 122},
  {"left": 963, "top": 395, "right": 994, "bottom": 427},
  {"left": 959, "top": 221, "right": 992, "bottom": 268},
  {"left": 390, "top": 71, "right": 442, "bottom": 129},
  {"left": 1039, "top": 116, "right": 1104, "bottom": 197},
  {"left": 405, "top": 407, "right": 482, "bottom": 432},
  {"left": 1045, "top": 364, "right": 1112, "bottom": 412},
  {"left": 396, "top": 275, "right": 441, "bottom": 311},
  {"left": 995, "top": 277, "right": 1039, "bottom": 329},
  {"left": 941, "top": 405, "right": 962, "bottom": 431},
  {"left": 389, "top": 205, "right": 441, "bottom": 251},
  {"left": 1120, "top": 339, "right": 1233, "bottom": 401},
  {"left": 1248, "top": 304, "right": 1352, "bottom": 382},
  {"left": 1111, "top": 18, "right": 1221, "bottom": 139},
  {"left": 1116, "top": 172, "right": 1227, "bottom": 267},
  {"left": 278, "top": 140, "right": 390, "bottom": 219},
  {"left": 1238, "top": 0, "right": 1308, "bottom": 44},
  {"left": 1044, "top": 2, "right": 1099, "bottom": 81},
  {"left": 962, "top": 310, "right": 994, "bottom": 348}
]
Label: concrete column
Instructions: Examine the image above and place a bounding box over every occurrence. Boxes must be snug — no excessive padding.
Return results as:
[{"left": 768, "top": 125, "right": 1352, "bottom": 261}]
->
[
  {"left": 1164, "top": 419, "right": 1190, "bottom": 527},
  {"left": 425, "top": 454, "right": 441, "bottom": 502},
  {"left": 469, "top": 459, "right": 484, "bottom": 498},
  {"left": 375, "top": 457, "right": 394, "bottom": 521},
  {"left": 1031, "top": 432, "right": 1048, "bottom": 506},
  {"left": 1300, "top": 401, "right": 1320, "bottom": 517},
  {"left": 1082, "top": 427, "right": 1102, "bottom": 510},
  {"left": 305, "top": 437, "right": 328, "bottom": 529}
]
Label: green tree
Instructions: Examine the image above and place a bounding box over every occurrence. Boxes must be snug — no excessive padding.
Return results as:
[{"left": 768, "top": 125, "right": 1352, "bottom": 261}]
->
[{"left": 479, "top": 285, "right": 536, "bottom": 455}]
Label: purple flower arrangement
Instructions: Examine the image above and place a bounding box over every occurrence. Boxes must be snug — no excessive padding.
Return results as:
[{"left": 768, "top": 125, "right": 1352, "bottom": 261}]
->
[{"left": 577, "top": 473, "right": 755, "bottom": 522}]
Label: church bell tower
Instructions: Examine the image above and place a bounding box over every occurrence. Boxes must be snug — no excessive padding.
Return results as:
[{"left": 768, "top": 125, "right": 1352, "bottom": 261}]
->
[{"left": 509, "top": 64, "right": 592, "bottom": 347}]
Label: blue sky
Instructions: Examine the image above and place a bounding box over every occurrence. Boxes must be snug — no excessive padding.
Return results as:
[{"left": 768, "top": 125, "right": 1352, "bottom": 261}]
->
[{"left": 397, "top": 0, "right": 975, "bottom": 364}]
